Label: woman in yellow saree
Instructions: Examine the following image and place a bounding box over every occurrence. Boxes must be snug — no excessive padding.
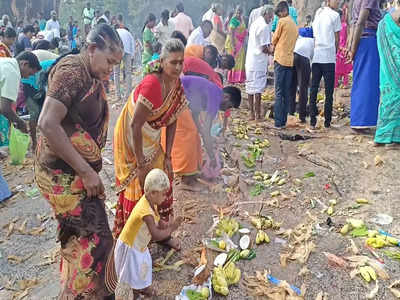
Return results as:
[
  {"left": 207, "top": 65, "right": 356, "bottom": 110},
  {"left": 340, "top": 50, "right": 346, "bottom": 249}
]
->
[
  {"left": 225, "top": 5, "right": 247, "bottom": 84},
  {"left": 113, "top": 39, "right": 187, "bottom": 240}
]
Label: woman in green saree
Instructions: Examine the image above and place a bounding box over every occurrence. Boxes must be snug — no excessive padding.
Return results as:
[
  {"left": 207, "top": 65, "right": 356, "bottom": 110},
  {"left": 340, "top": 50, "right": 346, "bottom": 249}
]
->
[
  {"left": 225, "top": 5, "right": 247, "bottom": 84},
  {"left": 142, "top": 14, "right": 156, "bottom": 66},
  {"left": 374, "top": 9, "right": 400, "bottom": 146}
]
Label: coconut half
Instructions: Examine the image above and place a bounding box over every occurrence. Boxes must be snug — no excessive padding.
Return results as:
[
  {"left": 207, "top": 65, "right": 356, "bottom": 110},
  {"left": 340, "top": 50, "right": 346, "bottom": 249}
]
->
[
  {"left": 239, "top": 228, "right": 251, "bottom": 234},
  {"left": 214, "top": 253, "right": 228, "bottom": 266},
  {"left": 240, "top": 235, "right": 250, "bottom": 250}
]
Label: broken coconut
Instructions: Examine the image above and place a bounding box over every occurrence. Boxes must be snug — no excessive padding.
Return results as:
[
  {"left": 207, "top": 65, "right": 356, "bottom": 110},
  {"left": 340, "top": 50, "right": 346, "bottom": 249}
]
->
[
  {"left": 240, "top": 235, "right": 250, "bottom": 250},
  {"left": 214, "top": 253, "right": 228, "bottom": 267}
]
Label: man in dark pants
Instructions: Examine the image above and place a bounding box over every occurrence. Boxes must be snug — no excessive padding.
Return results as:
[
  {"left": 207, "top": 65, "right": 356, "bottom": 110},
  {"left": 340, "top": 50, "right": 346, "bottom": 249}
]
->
[
  {"left": 309, "top": 0, "right": 341, "bottom": 129},
  {"left": 289, "top": 27, "right": 314, "bottom": 122},
  {"left": 271, "top": 1, "right": 298, "bottom": 129}
]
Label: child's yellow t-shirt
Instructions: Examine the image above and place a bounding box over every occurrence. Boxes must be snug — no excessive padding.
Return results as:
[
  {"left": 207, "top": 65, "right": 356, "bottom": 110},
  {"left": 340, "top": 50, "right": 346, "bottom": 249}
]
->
[{"left": 118, "top": 195, "right": 160, "bottom": 252}]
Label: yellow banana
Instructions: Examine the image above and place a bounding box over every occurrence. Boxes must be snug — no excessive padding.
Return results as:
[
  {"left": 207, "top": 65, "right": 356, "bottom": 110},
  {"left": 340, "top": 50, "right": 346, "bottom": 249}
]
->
[
  {"left": 256, "top": 230, "right": 264, "bottom": 244},
  {"left": 262, "top": 231, "right": 270, "bottom": 243},
  {"left": 364, "top": 266, "right": 377, "bottom": 281},
  {"left": 360, "top": 267, "right": 371, "bottom": 282},
  {"left": 356, "top": 198, "right": 369, "bottom": 204},
  {"left": 327, "top": 206, "right": 334, "bottom": 215},
  {"left": 340, "top": 224, "right": 350, "bottom": 235}
]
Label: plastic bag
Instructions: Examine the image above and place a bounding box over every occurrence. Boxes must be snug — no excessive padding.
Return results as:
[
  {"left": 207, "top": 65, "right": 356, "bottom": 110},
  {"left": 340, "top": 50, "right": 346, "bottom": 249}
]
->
[{"left": 9, "top": 125, "right": 30, "bottom": 165}]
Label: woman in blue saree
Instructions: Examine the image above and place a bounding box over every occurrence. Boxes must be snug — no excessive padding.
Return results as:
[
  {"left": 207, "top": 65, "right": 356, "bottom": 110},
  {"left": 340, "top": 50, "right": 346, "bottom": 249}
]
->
[{"left": 374, "top": 9, "right": 400, "bottom": 145}]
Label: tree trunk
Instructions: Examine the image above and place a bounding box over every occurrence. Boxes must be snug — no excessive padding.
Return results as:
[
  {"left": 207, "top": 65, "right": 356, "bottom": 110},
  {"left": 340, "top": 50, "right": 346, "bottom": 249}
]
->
[
  {"left": 293, "top": 0, "right": 324, "bottom": 26},
  {"left": 7, "top": 0, "right": 59, "bottom": 24}
]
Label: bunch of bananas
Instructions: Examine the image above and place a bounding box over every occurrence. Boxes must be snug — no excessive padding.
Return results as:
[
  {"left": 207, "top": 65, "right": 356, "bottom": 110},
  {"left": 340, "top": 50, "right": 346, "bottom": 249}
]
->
[
  {"left": 256, "top": 230, "right": 270, "bottom": 245},
  {"left": 212, "top": 266, "right": 229, "bottom": 296},
  {"left": 251, "top": 216, "right": 281, "bottom": 230},
  {"left": 224, "top": 262, "right": 241, "bottom": 285},
  {"left": 252, "top": 171, "right": 270, "bottom": 182},
  {"left": 215, "top": 218, "right": 240, "bottom": 238},
  {"left": 261, "top": 90, "right": 274, "bottom": 102},
  {"left": 233, "top": 125, "right": 249, "bottom": 140},
  {"left": 359, "top": 266, "right": 377, "bottom": 282},
  {"left": 366, "top": 235, "right": 398, "bottom": 248},
  {"left": 232, "top": 120, "right": 251, "bottom": 140},
  {"left": 212, "top": 263, "right": 241, "bottom": 296},
  {"left": 248, "top": 139, "right": 271, "bottom": 150}
]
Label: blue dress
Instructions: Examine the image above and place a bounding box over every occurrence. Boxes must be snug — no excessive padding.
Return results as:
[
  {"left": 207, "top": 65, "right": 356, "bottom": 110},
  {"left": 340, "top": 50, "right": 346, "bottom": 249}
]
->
[{"left": 0, "top": 168, "right": 11, "bottom": 202}]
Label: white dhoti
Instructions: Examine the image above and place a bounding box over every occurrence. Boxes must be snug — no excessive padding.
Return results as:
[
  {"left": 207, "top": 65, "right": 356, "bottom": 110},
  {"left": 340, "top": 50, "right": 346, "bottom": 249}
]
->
[{"left": 245, "top": 70, "right": 267, "bottom": 94}]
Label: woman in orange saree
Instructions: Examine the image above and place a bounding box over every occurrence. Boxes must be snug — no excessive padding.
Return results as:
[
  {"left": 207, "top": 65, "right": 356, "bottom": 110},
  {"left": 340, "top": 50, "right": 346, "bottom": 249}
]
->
[{"left": 113, "top": 39, "right": 187, "bottom": 240}]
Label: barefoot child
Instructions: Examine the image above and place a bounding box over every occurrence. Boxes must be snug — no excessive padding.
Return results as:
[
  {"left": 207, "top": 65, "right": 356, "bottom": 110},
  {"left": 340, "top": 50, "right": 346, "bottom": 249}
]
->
[{"left": 114, "top": 169, "right": 183, "bottom": 299}]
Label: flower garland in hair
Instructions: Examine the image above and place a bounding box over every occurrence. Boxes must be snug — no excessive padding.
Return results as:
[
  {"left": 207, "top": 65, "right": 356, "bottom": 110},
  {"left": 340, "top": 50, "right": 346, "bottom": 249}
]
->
[{"left": 143, "top": 59, "right": 162, "bottom": 75}]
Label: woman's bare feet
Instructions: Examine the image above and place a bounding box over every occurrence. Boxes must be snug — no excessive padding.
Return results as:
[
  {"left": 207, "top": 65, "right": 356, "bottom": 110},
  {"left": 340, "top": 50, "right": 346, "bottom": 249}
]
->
[
  {"left": 385, "top": 143, "right": 400, "bottom": 149},
  {"left": 179, "top": 176, "right": 207, "bottom": 192}
]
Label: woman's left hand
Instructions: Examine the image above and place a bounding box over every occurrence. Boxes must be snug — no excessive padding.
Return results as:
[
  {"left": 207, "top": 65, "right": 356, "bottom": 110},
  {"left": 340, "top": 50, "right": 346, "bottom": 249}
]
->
[{"left": 164, "top": 156, "right": 173, "bottom": 180}]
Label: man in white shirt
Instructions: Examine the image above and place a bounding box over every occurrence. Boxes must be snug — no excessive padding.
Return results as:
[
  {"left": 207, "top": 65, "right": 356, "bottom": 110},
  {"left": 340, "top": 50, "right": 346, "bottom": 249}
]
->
[
  {"left": 91, "top": 10, "right": 101, "bottom": 28},
  {"left": 82, "top": 2, "right": 95, "bottom": 36},
  {"left": 154, "top": 10, "right": 175, "bottom": 46},
  {"left": 98, "top": 11, "right": 111, "bottom": 25},
  {"left": 309, "top": 0, "right": 341, "bottom": 129},
  {"left": 114, "top": 28, "right": 135, "bottom": 101},
  {"left": 288, "top": 28, "right": 315, "bottom": 123},
  {"left": 248, "top": 0, "right": 271, "bottom": 27},
  {"left": 45, "top": 11, "right": 60, "bottom": 38},
  {"left": 172, "top": 3, "right": 194, "bottom": 39},
  {"left": 0, "top": 15, "right": 13, "bottom": 29},
  {"left": 0, "top": 52, "right": 41, "bottom": 134},
  {"left": 0, "top": 52, "right": 40, "bottom": 201},
  {"left": 245, "top": 5, "right": 274, "bottom": 121},
  {"left": 187, "top": 20, "right": 213, "bottom": 46}
]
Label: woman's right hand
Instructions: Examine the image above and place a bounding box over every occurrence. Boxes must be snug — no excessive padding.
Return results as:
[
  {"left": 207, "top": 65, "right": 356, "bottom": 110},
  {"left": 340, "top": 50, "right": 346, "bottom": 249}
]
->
[
  {"left": 16, "top": 118, "right": 28, "bottom": 134},
  {"left": 81, "top": 168, "right": 105, "bottom": 198},
  {"left": 137, "top": 163, "right": 152, "bottom": 189}
]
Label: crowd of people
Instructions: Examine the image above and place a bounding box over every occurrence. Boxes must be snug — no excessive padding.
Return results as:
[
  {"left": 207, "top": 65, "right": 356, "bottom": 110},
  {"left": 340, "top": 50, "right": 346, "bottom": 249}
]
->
[{"left": 0, "top": 0, "right": 400, "bottom": 298}]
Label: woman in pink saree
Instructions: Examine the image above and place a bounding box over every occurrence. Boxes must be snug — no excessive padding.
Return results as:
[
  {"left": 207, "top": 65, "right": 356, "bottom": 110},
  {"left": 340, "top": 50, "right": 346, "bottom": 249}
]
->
[
  {"left": 225, "top": 6, "right": 247, "bottom": 84},
  {"left": 335, "top": 7, "right": 353, "bottom": 88}
]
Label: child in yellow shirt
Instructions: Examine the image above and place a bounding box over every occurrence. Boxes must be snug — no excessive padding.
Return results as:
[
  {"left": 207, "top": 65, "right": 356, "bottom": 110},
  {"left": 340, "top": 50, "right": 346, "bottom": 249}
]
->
[{"left": 114, "top": 169, "right": 183, "bottom": 299}]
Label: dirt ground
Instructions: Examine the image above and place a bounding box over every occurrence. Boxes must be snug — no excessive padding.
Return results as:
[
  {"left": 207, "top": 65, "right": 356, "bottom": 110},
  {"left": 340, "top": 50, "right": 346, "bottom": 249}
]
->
[{"left": 1, "top": 84, "right": 400, "bottom": 300}]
